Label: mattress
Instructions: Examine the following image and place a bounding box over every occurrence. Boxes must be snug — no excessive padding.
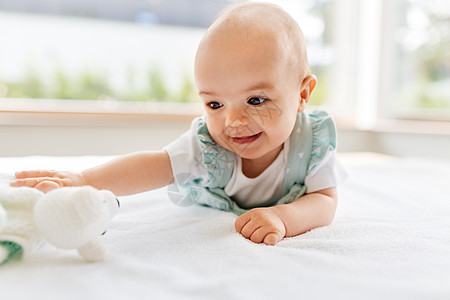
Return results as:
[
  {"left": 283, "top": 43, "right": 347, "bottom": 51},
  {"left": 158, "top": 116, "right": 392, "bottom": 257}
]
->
[{"left": 0, "top": 153, "right": 449, "bottom": 300}]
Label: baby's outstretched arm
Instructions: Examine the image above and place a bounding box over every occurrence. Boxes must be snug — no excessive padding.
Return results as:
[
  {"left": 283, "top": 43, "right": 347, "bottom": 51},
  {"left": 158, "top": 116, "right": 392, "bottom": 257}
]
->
[
  {"left": 11, "top": 151, "right": 174, "bottom": 196},
  {"left": 235, "top": 187, "right": 337, "bottom": 245}
]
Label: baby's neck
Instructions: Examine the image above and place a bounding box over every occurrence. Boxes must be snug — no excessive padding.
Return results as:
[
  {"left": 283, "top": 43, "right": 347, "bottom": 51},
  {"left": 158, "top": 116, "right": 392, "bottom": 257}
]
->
[{"left": 241, "top": 144, "right": 284, "bottom": 178}]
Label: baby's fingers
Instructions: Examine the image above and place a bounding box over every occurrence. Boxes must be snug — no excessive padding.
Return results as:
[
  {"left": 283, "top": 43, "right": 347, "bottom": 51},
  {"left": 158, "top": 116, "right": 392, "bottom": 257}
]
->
[
  {"left": 15, "top": 170, "right": 58, "bottom": 179},
  {"left": 10, "top": 177, "right": 61, "bottom": 188},
  {"left": 234, "top": 213, "right": 251, "bottom": 234},
  {"left": 263, "top": 232, "right": 283, "bottom": 246},
  {"left": 35, "top": 181, "right": 61, "bottom": 193}
]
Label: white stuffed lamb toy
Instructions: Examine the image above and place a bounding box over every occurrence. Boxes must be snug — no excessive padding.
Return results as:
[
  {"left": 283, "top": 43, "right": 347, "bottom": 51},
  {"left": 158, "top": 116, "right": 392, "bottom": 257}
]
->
[{"left": 0, "top": 186, "right": 119, "bottom": 265}]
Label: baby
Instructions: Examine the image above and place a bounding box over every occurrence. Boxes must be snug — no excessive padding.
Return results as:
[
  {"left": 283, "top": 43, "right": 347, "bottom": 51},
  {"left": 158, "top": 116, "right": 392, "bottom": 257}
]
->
[{"left": 11, "top": 2, "right": 345, "bottom": 245}]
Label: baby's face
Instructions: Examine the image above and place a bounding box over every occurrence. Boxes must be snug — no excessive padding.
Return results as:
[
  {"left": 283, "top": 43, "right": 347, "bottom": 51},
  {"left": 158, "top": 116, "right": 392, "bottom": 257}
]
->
[{"left": 195, "top": 29, "right": 304, "bottom": 164}]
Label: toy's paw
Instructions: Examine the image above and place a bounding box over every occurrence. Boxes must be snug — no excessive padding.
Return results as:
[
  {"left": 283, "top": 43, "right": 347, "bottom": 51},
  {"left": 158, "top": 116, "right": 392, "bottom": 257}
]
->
[{"left": 77, "top": 240, "right": 106, "bottom": 262}]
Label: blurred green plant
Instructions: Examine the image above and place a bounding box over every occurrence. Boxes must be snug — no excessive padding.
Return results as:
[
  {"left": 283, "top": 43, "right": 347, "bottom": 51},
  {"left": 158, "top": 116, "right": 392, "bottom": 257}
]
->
[
  {"left": 147, "top": 67, "right": 168, "bottom": 102},
  {"left": 0, "top": 64, "right": 201, "bottom": 103},
  {"left": 175, "top": 73, "right": 199, "bottom": 103}
]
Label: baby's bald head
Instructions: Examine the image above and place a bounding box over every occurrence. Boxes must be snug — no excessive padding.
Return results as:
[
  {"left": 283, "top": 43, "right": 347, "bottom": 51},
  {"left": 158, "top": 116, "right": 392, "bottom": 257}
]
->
[{"left": 196, "top": 2, "right": 310, "bottom": 85}]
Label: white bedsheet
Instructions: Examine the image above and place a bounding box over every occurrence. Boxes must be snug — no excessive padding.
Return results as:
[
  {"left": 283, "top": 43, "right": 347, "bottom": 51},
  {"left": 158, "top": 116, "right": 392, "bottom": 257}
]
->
[{"left": 0, "top": 153, "right": 449, "bottom": 300}]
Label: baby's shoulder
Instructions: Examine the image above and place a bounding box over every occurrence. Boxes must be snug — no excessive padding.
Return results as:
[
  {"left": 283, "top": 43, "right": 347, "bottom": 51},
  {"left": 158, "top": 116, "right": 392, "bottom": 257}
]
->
[
  {"left": 290, "top": 110, "right": 336, "bottom": 144},
  {"left": 309, "top": 110, "right": 336, "bottom": 142},
  {"left": 307, "top": 110, "right": 336, "bottom": 133},
  {"left": 307, "top": 110, "right": 337, "bottom": 171}
]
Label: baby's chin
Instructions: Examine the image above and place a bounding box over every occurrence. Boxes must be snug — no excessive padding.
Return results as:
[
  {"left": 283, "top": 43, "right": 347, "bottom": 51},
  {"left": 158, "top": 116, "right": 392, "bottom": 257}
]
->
[
  {"left": 226, "top": 143, "right": 284, "bottom": 163},
  {"left": 215, "top": 141, "right": 257, "bottom": 159}
]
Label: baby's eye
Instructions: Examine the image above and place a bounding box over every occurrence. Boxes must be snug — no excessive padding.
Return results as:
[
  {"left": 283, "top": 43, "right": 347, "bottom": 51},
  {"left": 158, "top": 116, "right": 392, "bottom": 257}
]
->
[
  {"left": 247, "top": 97, "right": 267, "bottom": 106},
  {"left": 207, "top": 101, "right": 223, "bottom": 110}
]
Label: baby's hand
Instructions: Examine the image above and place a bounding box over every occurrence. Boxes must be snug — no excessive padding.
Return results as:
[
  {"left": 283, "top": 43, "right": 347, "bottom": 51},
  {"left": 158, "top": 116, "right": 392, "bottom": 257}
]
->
[
  {"left": 10, "top": 170, "right": 88, "bottom": 193},
  {"left": 234, "top": 207, "right": 286, "bottom": 246}
]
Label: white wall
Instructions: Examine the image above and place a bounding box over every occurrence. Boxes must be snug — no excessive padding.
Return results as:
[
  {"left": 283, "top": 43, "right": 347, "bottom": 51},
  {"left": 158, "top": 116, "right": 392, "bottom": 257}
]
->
[
  {"left": 0, "top": 123, "right": 189, "bottom": 156},
  {"left": 338, "top": 128, "right": 450, "bottom": 160},
  {"left": 0, "top": 112, "right": 193, "bottom": 156},
  {"left": 1, "top": 112, "right": 449, "bottom": 160}
]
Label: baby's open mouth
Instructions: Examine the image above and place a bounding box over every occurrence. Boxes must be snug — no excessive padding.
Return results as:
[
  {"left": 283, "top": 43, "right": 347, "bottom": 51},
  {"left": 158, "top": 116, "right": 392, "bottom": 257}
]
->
[{"left": 231, "top": 132, "right": 262, "bottom": 144}]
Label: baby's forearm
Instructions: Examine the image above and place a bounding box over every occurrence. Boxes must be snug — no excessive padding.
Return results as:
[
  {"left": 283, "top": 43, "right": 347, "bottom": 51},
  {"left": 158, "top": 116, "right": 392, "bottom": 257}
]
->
[
  {"left": 82, "top": 151, "right": 174, "bottom": 196},
  {"left": 272, "top": 187, "right": 338, "bottom": 237}
]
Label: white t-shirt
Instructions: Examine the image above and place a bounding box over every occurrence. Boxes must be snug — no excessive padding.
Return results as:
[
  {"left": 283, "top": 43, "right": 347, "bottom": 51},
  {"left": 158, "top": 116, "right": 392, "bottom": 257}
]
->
[{"left": 164, "top": 128, "right": 346, "bottom": 209}]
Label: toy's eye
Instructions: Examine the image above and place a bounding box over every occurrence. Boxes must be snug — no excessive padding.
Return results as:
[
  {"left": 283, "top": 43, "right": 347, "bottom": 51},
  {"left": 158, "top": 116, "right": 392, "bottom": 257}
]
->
[
  {"left": 115, "top": 197, "right": 120, "bottom": 208},
  {"left": 207, "top": 101, "right": 223, "bottom": 110},
  {"left": 247, "top": 97, "right": 267, "bottom": 106},
  {"left": 101, "top": 231, "right": 107, "bottom": 236}
]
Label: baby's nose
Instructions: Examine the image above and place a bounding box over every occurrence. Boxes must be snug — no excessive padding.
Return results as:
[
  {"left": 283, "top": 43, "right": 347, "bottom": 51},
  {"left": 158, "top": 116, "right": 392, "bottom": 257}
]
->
[{"left": 225, "top": 109, "right": 249, "bottom": 129}]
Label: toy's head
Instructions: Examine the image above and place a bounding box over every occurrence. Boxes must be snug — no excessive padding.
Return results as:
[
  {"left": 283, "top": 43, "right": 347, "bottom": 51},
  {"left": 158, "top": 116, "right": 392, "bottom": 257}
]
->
[{"left": 34, "top": 186, "right": 119, "bottom": 261}]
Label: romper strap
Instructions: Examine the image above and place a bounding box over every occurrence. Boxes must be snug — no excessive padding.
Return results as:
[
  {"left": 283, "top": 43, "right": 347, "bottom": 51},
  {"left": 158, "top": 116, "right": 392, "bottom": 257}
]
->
[{"left": 282, "top": 112, "right": 313, "bottom": 195}]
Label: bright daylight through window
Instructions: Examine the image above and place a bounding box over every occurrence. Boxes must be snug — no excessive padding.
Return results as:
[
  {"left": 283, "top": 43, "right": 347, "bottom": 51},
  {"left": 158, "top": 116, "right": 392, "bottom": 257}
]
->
[
  {"left": 382, "top": 0, "right": 450, "bottom": 121},
  {"left": 0, "top": 0, "right": 449, "bottom": 122}
]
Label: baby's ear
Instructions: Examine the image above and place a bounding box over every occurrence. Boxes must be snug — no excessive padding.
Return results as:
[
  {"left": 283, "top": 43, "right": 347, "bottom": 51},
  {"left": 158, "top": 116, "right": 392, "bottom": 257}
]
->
[{"left": 298, "top": 75, "right": 317, "bottom": 112}]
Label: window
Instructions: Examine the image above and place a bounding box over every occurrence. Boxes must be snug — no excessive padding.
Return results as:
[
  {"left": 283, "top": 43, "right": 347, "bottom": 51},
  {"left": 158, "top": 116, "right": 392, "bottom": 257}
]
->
[
  {"left": 380, "top": 0, "right": 450, "bottom": 121},
  {"left": 0, "top": 0, "right": 337, "bottom": 106},
  {"left": 0, "top": 0, "right": 220, "bottom": 104},
  {"left": 0, "top": 0, "right": 449, "bottom": 126}
]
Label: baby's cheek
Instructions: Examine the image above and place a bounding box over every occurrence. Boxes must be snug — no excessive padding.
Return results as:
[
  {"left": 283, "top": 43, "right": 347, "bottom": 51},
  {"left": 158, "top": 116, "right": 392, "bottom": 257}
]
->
[{"left": 35, "top": 181, "right": 60, "bottom": 193}]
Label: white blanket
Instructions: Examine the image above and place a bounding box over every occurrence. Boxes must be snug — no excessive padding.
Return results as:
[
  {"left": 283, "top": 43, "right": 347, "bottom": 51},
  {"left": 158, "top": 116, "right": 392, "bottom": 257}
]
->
[{"left": 0, "top": 153, "right": 449, "bottom": 300}]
